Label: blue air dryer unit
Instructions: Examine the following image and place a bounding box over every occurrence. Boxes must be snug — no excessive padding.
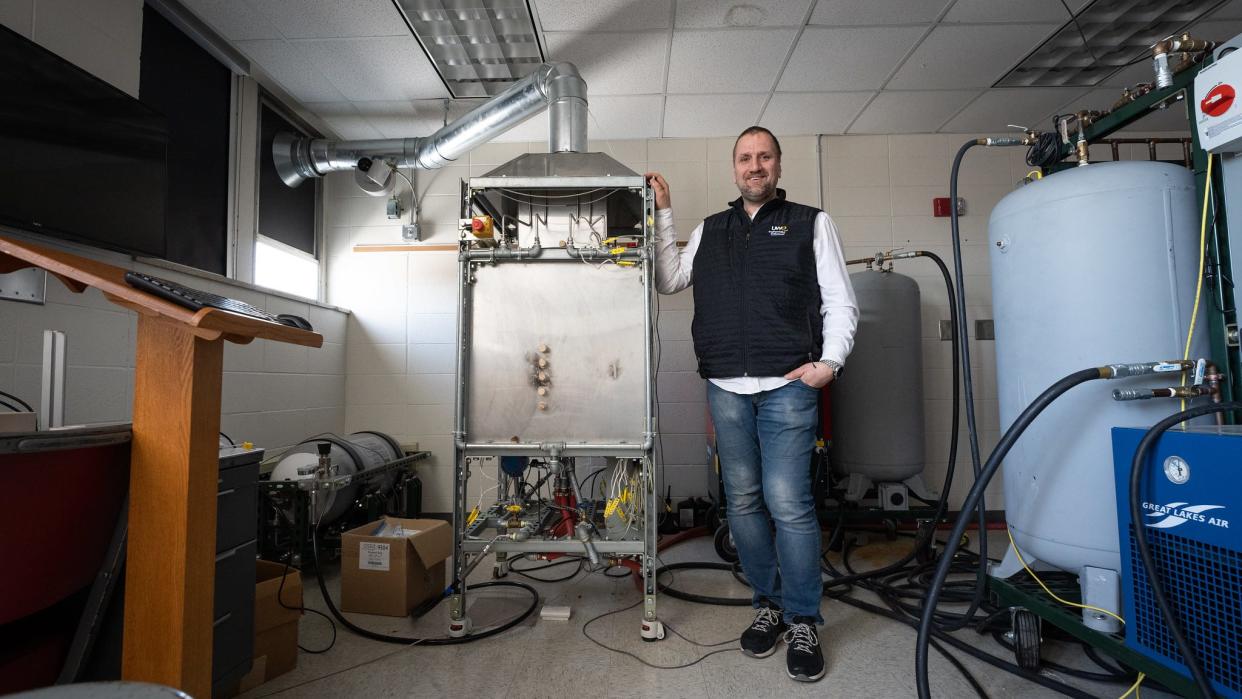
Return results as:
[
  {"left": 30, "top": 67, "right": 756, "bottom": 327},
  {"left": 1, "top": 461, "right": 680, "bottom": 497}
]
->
[{"left": 1112, "top": 426, "right": 1242, "bottom": 699}]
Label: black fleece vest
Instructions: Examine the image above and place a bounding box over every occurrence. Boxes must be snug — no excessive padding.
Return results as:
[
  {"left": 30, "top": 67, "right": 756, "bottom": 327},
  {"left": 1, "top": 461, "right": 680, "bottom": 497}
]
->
[{"left": 691, "top": 194, "right": 823, "bottom": 379}]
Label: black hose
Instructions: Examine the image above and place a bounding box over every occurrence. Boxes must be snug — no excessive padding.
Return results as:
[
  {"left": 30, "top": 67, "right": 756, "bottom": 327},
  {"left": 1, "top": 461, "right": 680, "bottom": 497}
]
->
[
  {"left": 311, "top": 528, "right": 539, "bottom": 646},
  {"left": 1129, "top": 402, "right": 1242, "bottom": 699},
  {"left": 837, "top": 594, "right": 1099, "bottom": 699},
  {"left": 655, "top": 561, "right": 751, "bottom": 605},
  {"left": 917, "top": 251, "right": 961, "bottom": 527},
  {"left": 915, "top": 366, "right": 1107, "bottom": 699},
  {"left": 0, "top": 389, "right": 32, "bottom": 413}
]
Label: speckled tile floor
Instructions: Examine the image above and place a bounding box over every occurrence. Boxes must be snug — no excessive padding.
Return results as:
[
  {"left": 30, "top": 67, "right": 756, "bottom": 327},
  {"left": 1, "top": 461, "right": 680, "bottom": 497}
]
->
[{"left": 237, "top": 532, "right": 1176, "bottom": 699}]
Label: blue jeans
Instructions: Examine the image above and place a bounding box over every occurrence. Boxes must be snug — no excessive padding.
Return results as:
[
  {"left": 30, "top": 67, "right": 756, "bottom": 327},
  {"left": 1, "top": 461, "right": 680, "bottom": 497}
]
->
[{"left": 708, "top": 380, "right": 822, "bottom": 624}]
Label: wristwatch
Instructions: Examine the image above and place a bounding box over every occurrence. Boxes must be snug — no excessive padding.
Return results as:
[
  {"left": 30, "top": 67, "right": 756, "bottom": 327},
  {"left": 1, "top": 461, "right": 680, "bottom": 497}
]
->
[{"left": 823, "top": 360, "right": 844, "bottom": 378}]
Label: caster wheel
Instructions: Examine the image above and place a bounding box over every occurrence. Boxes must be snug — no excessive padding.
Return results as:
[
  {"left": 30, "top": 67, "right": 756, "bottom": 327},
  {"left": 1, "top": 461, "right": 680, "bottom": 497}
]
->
[
  {"left": 1011, "top": 609, "right": 1041, "bottom": 671},
  {"left": 641, "top": 620, "right": 666, "bottom": 642},
  {"left": 714, "top": 522, "right": 738, "bottom": 563},
  {"left": 882, "top": 518, "right": 898, "bottom": 541}
]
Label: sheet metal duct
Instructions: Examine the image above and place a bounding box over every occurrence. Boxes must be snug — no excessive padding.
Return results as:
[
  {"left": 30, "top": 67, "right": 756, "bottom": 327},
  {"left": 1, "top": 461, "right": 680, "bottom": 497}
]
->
[{"left": 273, "top": 62, "right": 587, "bottom": 188}]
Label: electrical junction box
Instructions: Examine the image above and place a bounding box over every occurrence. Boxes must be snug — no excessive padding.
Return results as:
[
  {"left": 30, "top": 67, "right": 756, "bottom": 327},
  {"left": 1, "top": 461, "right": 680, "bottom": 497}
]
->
[
  {"left": 1112, "top": 426, "right": 1242, "bottom": 698},
  {"left": 1194, "top": 45, "right": 1242, "bottom": 153}
]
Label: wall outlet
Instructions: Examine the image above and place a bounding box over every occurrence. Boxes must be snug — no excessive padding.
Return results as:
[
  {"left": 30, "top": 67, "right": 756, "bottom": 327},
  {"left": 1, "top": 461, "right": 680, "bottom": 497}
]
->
[{"left": 402, "top": 223, "right": 421, "bottom": 241}]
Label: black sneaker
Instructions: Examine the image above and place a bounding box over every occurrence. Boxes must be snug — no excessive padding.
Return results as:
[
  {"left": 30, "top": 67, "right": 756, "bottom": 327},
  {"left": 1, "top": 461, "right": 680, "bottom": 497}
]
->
[
  {"left": 784, "top": 617, "right": 825, "bottom": 682},
  {"left": 740, "top": 604, "right": 786, "bottom": 658}
]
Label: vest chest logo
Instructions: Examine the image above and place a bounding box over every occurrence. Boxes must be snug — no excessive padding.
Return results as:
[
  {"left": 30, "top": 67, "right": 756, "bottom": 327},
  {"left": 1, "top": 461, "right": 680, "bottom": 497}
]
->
[{"left": 768, "top": 224, "right": 788, "bottom": 237}]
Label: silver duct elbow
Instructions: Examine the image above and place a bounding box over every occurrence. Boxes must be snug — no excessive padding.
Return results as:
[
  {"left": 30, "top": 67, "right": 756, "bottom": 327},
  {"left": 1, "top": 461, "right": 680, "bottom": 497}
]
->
[{"left": 273, "top": 62, "right": 588, "bottom": 188}]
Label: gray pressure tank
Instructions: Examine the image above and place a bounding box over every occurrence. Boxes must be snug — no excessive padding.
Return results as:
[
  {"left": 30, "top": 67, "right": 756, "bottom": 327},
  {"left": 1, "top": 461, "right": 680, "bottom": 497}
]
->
[
  {"left": 270, "top": 431, "right": 404, "bottom": 523},
  {"left": 831, "top": 268, "right": 925, "bottom": 482},
  {"left": 989, "top": 161, "right": 1208, "bottom": 577}
]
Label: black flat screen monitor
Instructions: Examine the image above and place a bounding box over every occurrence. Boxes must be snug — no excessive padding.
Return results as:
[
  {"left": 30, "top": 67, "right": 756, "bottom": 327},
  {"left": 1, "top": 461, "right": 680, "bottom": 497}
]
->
[{"left": 0, "top": 23, "right": 168, "bottom": 258}]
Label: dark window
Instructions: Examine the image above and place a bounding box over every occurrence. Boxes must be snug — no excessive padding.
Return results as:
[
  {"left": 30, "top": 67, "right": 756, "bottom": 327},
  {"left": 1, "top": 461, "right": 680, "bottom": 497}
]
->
[
  {"left": 259, "top": 103, "right": 317, "bottom": 256},
  {"left": 139, "top": 3, "right": 231, "bottom": 274}
]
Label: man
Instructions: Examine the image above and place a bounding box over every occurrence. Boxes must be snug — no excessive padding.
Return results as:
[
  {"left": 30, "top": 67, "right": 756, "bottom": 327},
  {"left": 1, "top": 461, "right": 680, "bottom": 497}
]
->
[{"left": 647, "top": 126, "right": 857, "bottom": 683}]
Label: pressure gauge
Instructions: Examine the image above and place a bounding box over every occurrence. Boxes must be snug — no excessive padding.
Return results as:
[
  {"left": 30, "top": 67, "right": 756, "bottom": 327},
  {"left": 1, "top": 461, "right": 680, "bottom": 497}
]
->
[{"left": 1163, "top": 455, "right": 1191, "bottom": 485}]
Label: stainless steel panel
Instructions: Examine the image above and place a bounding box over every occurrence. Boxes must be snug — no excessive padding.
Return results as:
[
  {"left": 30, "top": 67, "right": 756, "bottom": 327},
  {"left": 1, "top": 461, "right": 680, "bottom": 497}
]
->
[{"left": 465, "top": 261, "right": 648, "bottom": 444}]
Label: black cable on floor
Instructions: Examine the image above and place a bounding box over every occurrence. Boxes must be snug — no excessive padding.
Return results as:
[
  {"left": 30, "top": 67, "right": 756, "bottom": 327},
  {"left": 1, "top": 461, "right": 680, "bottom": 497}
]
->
[
  {"left": 277, "top": 558, "right": 337, "bottom": 654},
  {"left": 581, "top": 598, "right": 740, "bottom": 669},
  {"left": 311, "top": 527, "right": 539, "bottom": 646},
  {"left": 510, "top": 556, "right": 585, "bottom": 583}
]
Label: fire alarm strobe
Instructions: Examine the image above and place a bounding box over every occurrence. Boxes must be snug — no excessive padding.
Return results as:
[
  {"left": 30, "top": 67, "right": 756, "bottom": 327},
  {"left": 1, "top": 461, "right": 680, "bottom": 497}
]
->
[{"left": 1194, "top": 46, "right": 1242, "bottom": 153}]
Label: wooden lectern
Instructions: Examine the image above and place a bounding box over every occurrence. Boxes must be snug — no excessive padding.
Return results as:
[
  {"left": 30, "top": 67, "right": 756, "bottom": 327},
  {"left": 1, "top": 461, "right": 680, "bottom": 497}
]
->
[{"left": 0, "top": 236, "right": 322, "bottom": 698}]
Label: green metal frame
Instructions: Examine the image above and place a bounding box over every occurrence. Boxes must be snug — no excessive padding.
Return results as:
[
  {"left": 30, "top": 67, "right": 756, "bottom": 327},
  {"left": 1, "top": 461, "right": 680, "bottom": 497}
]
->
[
  {"left": 988, "top": 574, "right": 1197, "bottom": 696},
  {"left": 1047, "top": 60, "right": 1241, "bottom": 406}
]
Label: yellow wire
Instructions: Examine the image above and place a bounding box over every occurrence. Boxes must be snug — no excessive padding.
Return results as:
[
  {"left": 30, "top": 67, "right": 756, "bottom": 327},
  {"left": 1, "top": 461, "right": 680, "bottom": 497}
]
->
[
  {"left": 1025, "top": 169, "right": 1044, "bottom": 180},
  {"left": 1181, "top": 153, "right": 1214, "bottom": 411},
  {"left": 1006, "top": 528, "right": 1126, "bottom": 625},
  {"left": 1119, "top": 672, "right": 1146, "bottom": 699}
]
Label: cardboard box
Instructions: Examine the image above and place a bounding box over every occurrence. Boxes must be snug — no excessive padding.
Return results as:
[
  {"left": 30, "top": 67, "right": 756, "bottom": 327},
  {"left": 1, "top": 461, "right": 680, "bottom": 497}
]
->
[
  {"left": 341, "top": 517, "right": 451, "bottom": 617},
  {"left": 237, "top": 561, "right": 302, "bottom": 693}
]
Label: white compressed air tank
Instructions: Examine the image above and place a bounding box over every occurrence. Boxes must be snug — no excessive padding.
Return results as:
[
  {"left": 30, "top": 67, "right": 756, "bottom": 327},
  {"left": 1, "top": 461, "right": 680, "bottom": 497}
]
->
[
  {"left": 831, "top": 268, "right": 925, "bottom": 482},
  {"left": 989, "top": 161, "right": 1208, "bottom": 577}
]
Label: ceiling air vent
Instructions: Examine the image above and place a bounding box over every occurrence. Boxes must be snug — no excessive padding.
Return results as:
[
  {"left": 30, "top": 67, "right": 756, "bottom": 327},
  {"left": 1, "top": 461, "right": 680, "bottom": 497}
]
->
[
  {"left": 995, "top": 0, "right": 1228, "bottom": 88},
  {"left": 393, "top": 0, "right": 546, "bottom": 98}
]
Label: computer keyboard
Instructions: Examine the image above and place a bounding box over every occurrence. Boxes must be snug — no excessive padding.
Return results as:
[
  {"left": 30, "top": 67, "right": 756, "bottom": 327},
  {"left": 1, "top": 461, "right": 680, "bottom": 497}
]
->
[{"left": 124, "top": 271, "right": 279, "bottom": 323}]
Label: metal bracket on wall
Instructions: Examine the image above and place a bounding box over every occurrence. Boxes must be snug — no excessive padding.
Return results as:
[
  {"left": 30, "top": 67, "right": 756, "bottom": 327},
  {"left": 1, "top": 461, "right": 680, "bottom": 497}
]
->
[
  {"left": 975, "top": 319, "right": 995, "bottom": 341},
  {"left": 0, "top": 268, "right": 46, "bottom": 304},
  {"left": 938, "top": 320, "right": 954, "bottom": 341}
]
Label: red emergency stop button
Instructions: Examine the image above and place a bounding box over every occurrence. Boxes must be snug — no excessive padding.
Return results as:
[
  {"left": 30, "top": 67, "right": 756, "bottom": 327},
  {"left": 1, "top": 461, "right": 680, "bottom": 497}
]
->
[
  {"left": 471, "top": 218, "right": 484, "bottom": 231},
  {"left": 1202, "top": 84, "right": 1235, "bottom": 117}
]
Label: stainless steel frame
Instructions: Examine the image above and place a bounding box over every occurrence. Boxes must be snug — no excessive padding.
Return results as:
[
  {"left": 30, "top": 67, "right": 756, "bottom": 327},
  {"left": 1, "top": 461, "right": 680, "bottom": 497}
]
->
[{"left": 449, "top": 163, "right": 660, "bottom": 637}]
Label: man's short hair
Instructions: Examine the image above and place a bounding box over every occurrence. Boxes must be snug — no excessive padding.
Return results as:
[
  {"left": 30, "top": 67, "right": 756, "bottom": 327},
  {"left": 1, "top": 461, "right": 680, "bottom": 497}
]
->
[{"left": 733, "top": 126, "right": 782, "bottom": 161}]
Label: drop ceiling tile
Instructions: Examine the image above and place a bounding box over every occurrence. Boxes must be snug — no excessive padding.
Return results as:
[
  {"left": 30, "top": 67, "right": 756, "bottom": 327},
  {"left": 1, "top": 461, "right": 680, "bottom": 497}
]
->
[
  {"left": 887, "top": 24, "right": 1059, "bottom": 89},
  {"left": 941, "top": 88, "right": 1091, "bottom": 132},
  {"left": 1189, "top": 18, "right": 1242, "bottom": 43},
  {"left": 667, "top": 28, "right": 797, "bottom": 93},
  {"left": 580, "top": 94, "right": 664, "bottom": 139},
  {"left": 250, "top": 0, "right": 408, "bottom": 39},
  {"left": 236, "top": 39, "right": 347, "bottom": 102},
  {"left": 179, "top": 0, "right": 282, "bottom": 40},
  {"left": 545, "top": 31, "right": 668, "bottom": 95},
  {"left": 778, "top": 26, "right": 925, "bottom": 91},
  {"left": 533, "top": 0, "right": 672, "bottom": 31},
  {"left": 676, "top": 0, "right": 812, "bottom": 28},
  {"left": 1209, "top": 0, "right": 1242, "bottom": 18},
  {"left": 760, "top": 92, "right": 874, "bottom": 135},
  {"left": 297, "top": 36, "right": 449, "bottom": 101},
  {"left": 848, "top": 90, "right": 978, "bottom": 133},
  {"left": 1097, "top": 61, "right": 1156, "bottom": 88},
  {"left": 943, "top": 0, "right": 1091, "bottom": 23},
  {"left": 663, "top": 94, "right": 764, "bottom": 137},
  {"left": 352, "top": 99, "right": 474, "bottom": 138},
  {"left": 303, "top": 101, "right": 385, "bottom": 139},
  {"left": 810, "top": 0, "right": 949, "bottom": 26}
]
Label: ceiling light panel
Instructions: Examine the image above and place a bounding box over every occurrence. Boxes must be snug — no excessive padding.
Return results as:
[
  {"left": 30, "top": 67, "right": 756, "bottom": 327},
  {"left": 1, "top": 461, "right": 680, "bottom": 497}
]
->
[
  {"left": 393, "top": 0, "right": 545, "bottom": 98},
  {"left": 995, "top": 0, "right": 1228, "bottom": 88}
]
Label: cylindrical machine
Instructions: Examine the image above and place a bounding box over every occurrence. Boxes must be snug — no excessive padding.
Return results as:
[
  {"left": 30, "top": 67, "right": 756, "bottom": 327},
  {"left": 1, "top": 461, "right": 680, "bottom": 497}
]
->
[
  {"left": 989, "top": 161, "right": 1209, "bottom": 576},
  {"left": 270, "top": 431, "right": 403, "bottom": 524},
  {"left": 830, "top": 268, "right": 925, "bottom": 482}
]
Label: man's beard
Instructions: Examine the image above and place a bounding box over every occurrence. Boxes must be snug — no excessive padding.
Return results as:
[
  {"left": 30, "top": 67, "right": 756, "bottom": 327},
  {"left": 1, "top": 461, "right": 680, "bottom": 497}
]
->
[{"left": 738, "top": 179, "right": 775, "bottom": 203}]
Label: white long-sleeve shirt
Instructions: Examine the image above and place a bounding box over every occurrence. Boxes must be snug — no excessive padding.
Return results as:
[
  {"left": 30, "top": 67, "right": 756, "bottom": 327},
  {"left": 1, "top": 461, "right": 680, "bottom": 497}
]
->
[{"left": 654, "top": 206, "right": 859, "bottom": 395}]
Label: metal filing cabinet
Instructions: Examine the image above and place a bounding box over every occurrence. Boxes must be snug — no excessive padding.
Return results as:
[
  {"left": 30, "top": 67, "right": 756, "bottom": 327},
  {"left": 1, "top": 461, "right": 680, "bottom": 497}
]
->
[{"left": 212, "top": 446, "right": 262, "bottom": 694}]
